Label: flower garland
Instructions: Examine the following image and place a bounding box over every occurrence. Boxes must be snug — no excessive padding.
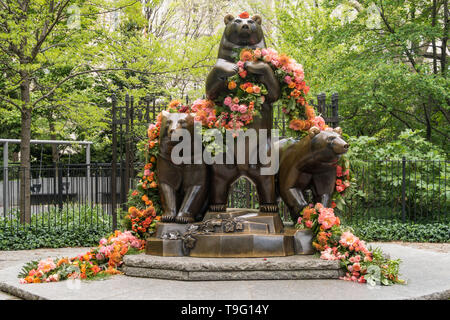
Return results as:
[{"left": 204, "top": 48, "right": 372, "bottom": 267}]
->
[
  {"left": 296, "top": 203, "right": 404, "bottom": 285},
  {"left": 19, "top": 230, "right": 144, "bottom": 284},
  {"left": 330, "top": 156, "right": 352, "bottom": 209},
  {"left": 217, "top": 47, "right": 328, "bottom": 134}
]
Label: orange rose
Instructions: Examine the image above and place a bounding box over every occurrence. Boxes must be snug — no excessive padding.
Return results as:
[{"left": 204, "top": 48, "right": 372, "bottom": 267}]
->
[
  {"left": 240, "top": 49, "right": 253, "bottom": 62},
  {"left": 305, "top": 106, "right": 315, "bottom": 119},
  {"left": 228, "top": 81, "right": 237, "bottom": 90},
  {"left": 245, "top": 86, "right": 253, "bottom": 94}
]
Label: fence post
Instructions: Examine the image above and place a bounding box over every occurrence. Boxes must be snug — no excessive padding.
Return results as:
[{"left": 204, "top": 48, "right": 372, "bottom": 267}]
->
[
  {"left": 86, "top": 143, "right": 91, "bottom": 204},
  {"left": 331, "top": 93, "right": 339, "bottom": 127},
  {"left": 57, "top": 164, "right": 63, "bottom": 211},
  {"left": 401, "top": 156, "right": 406, "bottom": 223},
  {"left": 111, "top": 94, "right": 118, "bottom": 231},
  {"left": 3, "top": 142, "right": 8, "bottom": 216},
  {"left": 317, "top": 92, "right": 326, "bottom": 115}
]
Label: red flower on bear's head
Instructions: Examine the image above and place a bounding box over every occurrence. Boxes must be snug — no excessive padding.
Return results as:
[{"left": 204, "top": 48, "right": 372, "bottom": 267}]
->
[{"left": 239, "top": 11, "right": 250, "bottom": 19}]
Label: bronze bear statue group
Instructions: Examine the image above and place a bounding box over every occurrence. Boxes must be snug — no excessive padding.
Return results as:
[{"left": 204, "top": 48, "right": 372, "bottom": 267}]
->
[{"left": 157, "top": 14, "right": 348, "bottom": 224}]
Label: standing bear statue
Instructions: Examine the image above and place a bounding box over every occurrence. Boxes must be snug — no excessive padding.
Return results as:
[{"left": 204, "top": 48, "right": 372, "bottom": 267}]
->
[{"left": 205, "top": 13, "right": 280, "bottom": 213}]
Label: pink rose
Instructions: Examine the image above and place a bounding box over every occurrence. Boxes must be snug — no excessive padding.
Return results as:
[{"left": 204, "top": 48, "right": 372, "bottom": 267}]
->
[
  {"left": 231, "top": 104, "right": 240, "bottom": 112},
  {"left": 284, "top": 76, "right": 292, "bottom": 84},
  {"left": 232, "top": 97, "right": 240, "bottom": 104},
  {"left": 238, "top": 105, "right": 248, "bottom": 114},
  {"left": 224, "top": 97, "right": 232, "bottom": 106},
  {"left": 253, "top": 86, "right": 261, "bottom": 94},
  {"left": 271, "top": 59, "right": 280, "bottom": 67},
  {"left": 144, "top": 169, "right": 151, "bottom": 176}
]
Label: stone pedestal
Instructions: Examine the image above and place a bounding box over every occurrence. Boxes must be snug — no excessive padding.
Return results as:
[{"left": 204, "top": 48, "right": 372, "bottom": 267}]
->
[
  {"left": 145, "top": 209, "right": 314, "bottom": 258},
  {"left": 123, "top": 254, "right": 344, "bottom": 281}
]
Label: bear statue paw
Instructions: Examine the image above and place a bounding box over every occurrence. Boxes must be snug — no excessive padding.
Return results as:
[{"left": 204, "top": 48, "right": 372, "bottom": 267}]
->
[
  {"left": 161, "top": 213, "right": 177, "bottom": 223},
  {"left": 259, "top": 204, "right": 279, "bottom": 213},
  {"left": 209, "top": 204, "right": 227, "bottom": 212},
  {"left": 175, "top": 216, "right": 195, "bottom": 224}
]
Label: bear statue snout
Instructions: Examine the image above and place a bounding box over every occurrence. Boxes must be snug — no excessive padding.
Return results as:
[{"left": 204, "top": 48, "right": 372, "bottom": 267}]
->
[{"left": 332, "top": 139, "right": 349, "bottom": 155}]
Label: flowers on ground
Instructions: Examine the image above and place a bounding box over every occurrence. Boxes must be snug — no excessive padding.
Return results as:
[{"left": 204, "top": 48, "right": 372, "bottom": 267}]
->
[
  {"left": 296, "top": 204, "right": 404, "bottom": 286},
  {"left": 19, "top": 230, "right": 144, "bottom": 284}
]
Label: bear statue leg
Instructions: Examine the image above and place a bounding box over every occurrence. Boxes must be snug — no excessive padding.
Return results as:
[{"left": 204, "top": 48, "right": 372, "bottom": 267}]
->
[
  {"left": 209, "top": 165, "right": 239, "bottom": 212},
  {"left": 251, "top": 173, "right": 278, "bottom": 213},
  {"left": 176, "top": 185, "right": 205, "bottom": 224},
  {"left": 159, "top": 183, "right": 178, "bottom": 223},
  {"left": 285, "top": 187, "right": 308, "bottom": 222},
  {"left": 209, "top": 179, "right": 230, "bottom": 212}
]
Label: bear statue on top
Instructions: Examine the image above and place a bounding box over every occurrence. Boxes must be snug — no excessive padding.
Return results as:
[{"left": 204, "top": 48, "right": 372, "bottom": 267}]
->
[{"left": 205, "top": 13, "right": 281, "bottom": 213}]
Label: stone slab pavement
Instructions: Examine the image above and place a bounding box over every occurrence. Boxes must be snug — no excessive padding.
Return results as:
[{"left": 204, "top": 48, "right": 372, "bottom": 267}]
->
[{"left": 0, "top": 243, "right": 449, "bottom": 300}]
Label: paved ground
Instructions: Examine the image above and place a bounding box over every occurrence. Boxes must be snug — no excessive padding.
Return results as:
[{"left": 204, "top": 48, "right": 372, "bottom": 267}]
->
[
  {"left": 0, "top": 242, "right": 449, "bottom": 300},
  {"left": 389, "top": 242, "right": 450, "bottom": 254},
  {"left": 0, "top": 247, "right": 91, "bottom": 300}
]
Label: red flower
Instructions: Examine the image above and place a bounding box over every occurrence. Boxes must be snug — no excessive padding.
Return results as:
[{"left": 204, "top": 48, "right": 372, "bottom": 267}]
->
[
  {"left": 336, "top": 165, "right": 343, "bottom": 177},
  {"left": 239, "top": 11, "right": 249, "bottom": 19}
]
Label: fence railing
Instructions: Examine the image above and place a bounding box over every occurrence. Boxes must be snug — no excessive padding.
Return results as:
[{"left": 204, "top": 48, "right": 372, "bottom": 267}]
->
[
  {"left": 340, "top": 158, "right": 449, "bottom": 224},
  {"left": 1, "top": 158, "right": 447, "bottom": 233}
]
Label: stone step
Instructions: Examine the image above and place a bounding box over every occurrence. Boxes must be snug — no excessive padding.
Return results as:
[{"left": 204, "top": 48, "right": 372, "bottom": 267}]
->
[{"left": 123, "top": 254, "right": 344, "bottom": 281}]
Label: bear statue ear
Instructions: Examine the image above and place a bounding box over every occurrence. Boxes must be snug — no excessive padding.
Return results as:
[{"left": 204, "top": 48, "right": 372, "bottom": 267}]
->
[
  {"left": 161, "top": 110, "right": 170, "bottom": 118},
  {"left": 224, "top": 14, "right": 235, "bottom": 25},
  {"left": 333, "top": 127, "right": 343, "bottom": 135},
  {"left": 308, "top": 126, "right": 320, "bottom": 138},
  {"left": 252, "top": 15, "right": 262, "bottom": 25}
]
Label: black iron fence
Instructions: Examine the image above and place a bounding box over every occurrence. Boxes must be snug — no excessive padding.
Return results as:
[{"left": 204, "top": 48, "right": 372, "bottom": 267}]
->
[
  {"left": 1, "top": 159, "right": 448, "bottom": 233},
  {"left": 340, "top": 158, "right": 449, "bottom": 224}
]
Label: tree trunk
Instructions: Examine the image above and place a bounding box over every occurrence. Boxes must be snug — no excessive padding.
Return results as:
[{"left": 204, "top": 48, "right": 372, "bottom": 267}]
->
[{"left": 19, "top": 77, "right": 32, "bottom": 224}]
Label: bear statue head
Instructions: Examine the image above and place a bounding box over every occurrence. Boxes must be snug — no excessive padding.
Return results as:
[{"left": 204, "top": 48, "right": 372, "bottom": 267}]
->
[
  {"left": 309, "top": 126, "right": 349, "bottom": 162},
  {"left": 223, "top": 14, "right": 264, "bottom": 47},
  {"left": 159, "top": 111, "right": 195, "bottom": 156}
]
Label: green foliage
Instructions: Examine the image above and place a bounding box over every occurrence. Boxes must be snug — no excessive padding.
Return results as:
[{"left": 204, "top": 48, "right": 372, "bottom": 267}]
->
[
  {"left": 0, "top": 204, "right": 113, "bottom": 250},
  {"left": 0, "top": 204, "right": 113, "bottom": 228},
  {"left": 346, "top": 129, "right": 447, "bottom": 161},
  {"left": 348, "top": 218, "right": 450, "bottom": 243},
  {"left": 339, "top": 129, "right": 449, "bottom": 221},
  {"left": 275, "top": 0, "right": 449, "bottom": 148},
  {"left": 0, "top": 226, "right": 111, "bottom": 250}
]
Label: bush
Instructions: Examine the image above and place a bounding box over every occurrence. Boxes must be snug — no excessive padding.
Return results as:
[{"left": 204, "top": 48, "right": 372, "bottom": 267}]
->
[
  {"left": 0, "top": 226, "right": 112, "bottom": 250},
  {"left": 348, "top": 218, "right": 450, "bottom": 243},
  {"left": 0, "top": 204, "right": 115, "bottom": 250}
]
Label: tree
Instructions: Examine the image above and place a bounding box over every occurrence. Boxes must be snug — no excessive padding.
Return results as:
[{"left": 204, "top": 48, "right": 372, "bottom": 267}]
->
[
  {"left": 0, "top": 0, "right": 146, "bottom": 222},
  {"left": 275, "top": 0, "right": 449, "bottom": 148}
]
